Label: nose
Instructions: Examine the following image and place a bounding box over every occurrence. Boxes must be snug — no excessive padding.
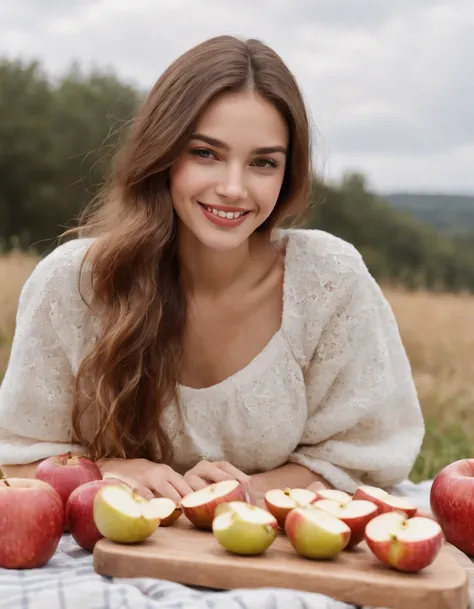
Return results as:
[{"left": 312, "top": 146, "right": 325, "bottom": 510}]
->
[{"left": 215, "top": 166, "right": 248, "bottom": 201}]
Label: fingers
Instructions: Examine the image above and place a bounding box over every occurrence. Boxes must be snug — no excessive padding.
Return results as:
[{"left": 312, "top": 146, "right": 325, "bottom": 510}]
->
[
  {"left": 184, "top": 474, "right": 208, "bottom": 492},
  {"left": 150, "top": 481, "right": 184, "bottom": 504},
  {"left": 306, "top": 480, "right": 328, "bottom": 493},
  {"left": 216, "top": 461, "right": 251, "bottom": 485}
]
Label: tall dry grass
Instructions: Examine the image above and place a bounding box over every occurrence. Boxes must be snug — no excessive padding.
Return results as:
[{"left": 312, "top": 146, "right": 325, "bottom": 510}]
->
[{"left": 0, "top": 253, "right": 473, "bottom": 481}]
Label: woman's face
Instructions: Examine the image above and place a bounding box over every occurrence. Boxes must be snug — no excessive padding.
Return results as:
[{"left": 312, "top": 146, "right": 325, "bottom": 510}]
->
[{"left": 169, "top": 90, "right": 289, "bottom": 252}]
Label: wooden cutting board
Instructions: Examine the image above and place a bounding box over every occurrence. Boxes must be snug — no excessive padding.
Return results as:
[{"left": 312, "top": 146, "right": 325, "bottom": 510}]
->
[{"left": 93, "top": 516, "right": 469, "bottom": 609}]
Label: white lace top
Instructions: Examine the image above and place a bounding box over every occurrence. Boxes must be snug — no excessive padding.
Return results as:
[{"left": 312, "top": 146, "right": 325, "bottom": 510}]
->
[{"left": 0, "top": 229, "right": 424, "bottom": 492}]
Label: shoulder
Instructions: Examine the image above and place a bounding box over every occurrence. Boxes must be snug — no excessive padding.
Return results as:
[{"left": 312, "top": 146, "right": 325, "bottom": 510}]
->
[{"left": 18, "top": 238, "right": 96, "bottom": 312}]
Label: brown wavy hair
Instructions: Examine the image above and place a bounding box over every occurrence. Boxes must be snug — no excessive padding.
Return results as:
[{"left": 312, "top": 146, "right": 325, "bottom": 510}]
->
[{"left": 69, "top": 35, "right": 313, "bottom": 465}]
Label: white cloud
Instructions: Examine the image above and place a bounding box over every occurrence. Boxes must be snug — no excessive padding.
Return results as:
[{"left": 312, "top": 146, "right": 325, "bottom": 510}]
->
[{"left": 0, "top": 0, "right": 473, "bottom": 192}]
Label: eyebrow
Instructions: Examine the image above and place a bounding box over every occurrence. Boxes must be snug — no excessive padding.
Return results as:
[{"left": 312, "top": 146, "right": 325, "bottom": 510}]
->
[{"left": 190, "top": 133, "right": 287, "bottom": 156}]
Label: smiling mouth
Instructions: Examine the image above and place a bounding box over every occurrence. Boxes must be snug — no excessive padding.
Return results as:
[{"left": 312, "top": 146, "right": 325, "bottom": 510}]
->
[{"left": 198, "top": 202, "right": 250, "bottom": 219}]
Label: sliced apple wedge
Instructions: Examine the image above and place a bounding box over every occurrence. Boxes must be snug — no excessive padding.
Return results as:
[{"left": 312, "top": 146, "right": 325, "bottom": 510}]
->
[
  {"left": 353, "top": 485, "right": 389, "bottom": 512},
  {"left": 314, "top": 489, "right": 352, "bottom": 504},
  {"left": 365, "top": 511, "right": 444, "bottom": 572},
  {"left": 264, "top": 488, "right": 317, "bottom": 529},
  {"left": 285, "top": 506, "right": 351, "bottom": 559},
  {"left": 313, "top": 498, "right": 378, "bottom": 547},
  {"left": 180, "top": 480, "right": 246, "bottom": 530},
  {"left": 149, "top": 497, "right": 181, "bottom": 526},
  {"left": 93, "top": 484, "right": 162, "bottom": 543},
  {"left": 212, "top": 501, "right": 278, "bottom": 555},
  {"left": 354, "top": 485, "right": 417, "bottom": 517}
]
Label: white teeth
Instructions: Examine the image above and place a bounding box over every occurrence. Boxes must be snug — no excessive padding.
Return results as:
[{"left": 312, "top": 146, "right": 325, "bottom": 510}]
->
[{"left": 204, "top": 205, "right": 245, "bottom": 219}]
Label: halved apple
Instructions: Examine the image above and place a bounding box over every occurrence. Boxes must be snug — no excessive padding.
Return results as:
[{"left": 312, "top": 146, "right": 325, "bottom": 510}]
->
[
  {"left": 313, "top": 498, "right": 378, "bottom": 547},
  {"left": 354, "top": 485, "right": 417, "bottom": 517},
  {"left": 149, "top": 497, "right": 181, "bottom": 526},
  {"left": 285, "top": 506, "right": 351, "bottom": 559},
  {"left": 212, "top": 501, "right": 278, "bottom": 555},
  {"left": 264, "top": 488, "right": 317, "bottom": 529},
  {"left": 314, "top": 489, "right": 352, "bottom": 504},
  {"left": 365, "top": 511, "right": 444, "bottom": 572},
  {"left": 180, "top": 480, "right": 246, "bottom": 530},
  {"left": 93, "top": 484, "right": 162, "bottom": 543}
]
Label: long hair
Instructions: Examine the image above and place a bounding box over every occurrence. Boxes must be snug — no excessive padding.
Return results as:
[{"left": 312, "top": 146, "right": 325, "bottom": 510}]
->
[{"left": 69, "top": 35, "right": 313, "bottom": 464}]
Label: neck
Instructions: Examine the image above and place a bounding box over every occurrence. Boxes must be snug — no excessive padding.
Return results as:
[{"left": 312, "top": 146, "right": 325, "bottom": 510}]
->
[{"left": 177, "top": 226, "right": 263, "bottom": 296}]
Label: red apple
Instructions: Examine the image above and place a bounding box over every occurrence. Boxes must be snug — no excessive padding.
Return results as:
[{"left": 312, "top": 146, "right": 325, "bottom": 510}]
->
[
  {"left": 313, "top": 498, "right": 378, "bottom": 547},
  {"left": 35, "top": 452, "right": 102, "bottom": 515},
  {"left": 365, "top": 511, "right": 444, "bottom": 572},
  {"left": 180, "top": 480, "right": 246, "bottom": 529},
  {"left": 264, "top": 488, "right": 317, "bottom": 529},
  {"left": 354, "top": 485, "right": 417, "bottom": 517},
  {"left": 0, "top": 478, "right": 64, "bottom": 568},
  {"left": 285, "top": 505, "right": 351, "bottom": 559},
  {"left": 66, "top": 479, "right": 125, "bottom": 551},
  {"left": 430, "top": 459, "right": 474, "bottom": 555}
]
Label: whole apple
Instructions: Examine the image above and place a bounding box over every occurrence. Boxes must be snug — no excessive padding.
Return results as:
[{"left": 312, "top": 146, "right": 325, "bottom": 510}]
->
[
  {"left": 0, "top": 478, "right": 64, "bottom": 569},
  {"left": 36, "top": 452, "right": 102, "bottom": 524},
  {"left": 66, "top": 479, "right": 124, "bottom": 551},
  {"left": 430, "top": 459, "right": 474, "bottom": 555}
]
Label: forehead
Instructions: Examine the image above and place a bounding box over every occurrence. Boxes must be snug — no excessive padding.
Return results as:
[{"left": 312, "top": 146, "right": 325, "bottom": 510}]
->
[{"left": 193, "top": 91, "right": 289, "bottom": 148}]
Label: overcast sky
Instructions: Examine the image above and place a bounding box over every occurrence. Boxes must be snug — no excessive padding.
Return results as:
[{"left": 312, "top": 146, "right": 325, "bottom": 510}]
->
[{"left": 1, "top": 0, "right": 473, "bottom": 194}]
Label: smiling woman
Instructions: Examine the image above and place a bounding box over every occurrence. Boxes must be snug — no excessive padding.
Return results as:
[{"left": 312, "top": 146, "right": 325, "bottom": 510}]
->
[{"left": 0, "top": 35, "right": 424, "bottom": 505}]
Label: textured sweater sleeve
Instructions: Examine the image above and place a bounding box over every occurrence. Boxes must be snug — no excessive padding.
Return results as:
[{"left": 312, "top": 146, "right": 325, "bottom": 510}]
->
[
  {"left": 288, "top": 251, "right": 425, "bottom": 493},
  {"left": 0, "top": 240, "right": 94, "bottom": 465}
]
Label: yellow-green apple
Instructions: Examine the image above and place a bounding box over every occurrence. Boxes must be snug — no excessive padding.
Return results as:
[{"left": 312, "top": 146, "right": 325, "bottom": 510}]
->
[
  {"left": 313, "top": 489, "right": 352, "bottom": 504},
  {"left": 354, "top": 485, "right": 417, "bottom": 517},
  {"left": 264, "top": 488, "right": 317, "bottom": 529},
  {"left": 285, "top": 505, "right": 351, "bottom": 559},
  {"left": 430, "top": 459, "right": 474, "bottom": 555},
  {"left": 93, "top": 484, "right": 162, "bottom": 543},
  {"left": 212, "top": 501, "right": 278, "bottom": 555},
  {"left": 35, "top": 452, "right": 102, "bottom": 516},
  {"left": 0, "top": 478, "right": 64, "bottom": 568},
  {"left": 149, "top": 497, "right": 182, "bottom": 526},
  {"left": 180, "top": 480, "right": 246, "bottom": 530},
  {"left": 365, "top": 511, "right": 444, "bottom": 572},
  {"left": 313, "top": 498, "right": 378, "bottom": 547},
  {"left": 66, "top": 479, "right": 126, "bottom": 551}
]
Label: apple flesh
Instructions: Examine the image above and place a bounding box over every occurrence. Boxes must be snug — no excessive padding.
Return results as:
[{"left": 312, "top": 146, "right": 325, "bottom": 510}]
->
[
  {"left": 365, "top": 511, "right": 444, "bottom": 572},
  {"left": 212, "top": 501, "right": 278, "bottom": 555},
  {"left": 180, "top": 479, "right": 246, "bottom": 530},
  {"left": 313, "top": 498, "right": 378, "bottom": 547},
  {"left": 264, "top": 487, "right": 317, "bottom": 529},
  {"left": 430, "top": 459, "right": 474, "bottom": 556},
  {"left": 354, "top": 485, "right": 417, "bottom": 517},
  {"left": 35, "top": 452, "right": 102, "bottom": 523},
  {"left": 285, "top": 505, "right": 351, "bottom": 559},
  {"left": 0, "top": 478, "right": 64, "bottom": 568},
  {"left": 93, "top": 484, "right": 162, "bottom": 543},
  {"left": 66, "top": 479, "right": 127, "bottom": 551},
  {"left": 149, "top": 497, "right": 181, "bottom": 526},
  {"left": 314, "top": 489, "right": 352, "bottom": 504}
]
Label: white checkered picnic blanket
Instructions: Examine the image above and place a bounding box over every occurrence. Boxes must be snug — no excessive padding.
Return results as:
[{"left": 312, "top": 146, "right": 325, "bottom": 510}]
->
[{"left": 0, "top": 480, "right": 434, "bottom": 609}]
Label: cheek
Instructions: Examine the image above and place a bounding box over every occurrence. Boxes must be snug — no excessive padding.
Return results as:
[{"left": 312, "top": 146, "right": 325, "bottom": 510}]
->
[
  {"left": 251, "top": 175, "right": 285, "bottom": 211},
  {"left": 170, "top": 161, "right": 209, "bottom": 200}
]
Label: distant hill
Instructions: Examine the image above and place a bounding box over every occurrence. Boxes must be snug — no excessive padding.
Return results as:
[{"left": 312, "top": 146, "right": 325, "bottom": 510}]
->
[{"left": 384, "top": 193, "right": 474, "bottom": 236}]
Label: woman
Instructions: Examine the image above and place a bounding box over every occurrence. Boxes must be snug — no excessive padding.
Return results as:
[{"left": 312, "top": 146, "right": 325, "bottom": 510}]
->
[{"left": 0, "top": 35, "right": 424, "bottom": 505}]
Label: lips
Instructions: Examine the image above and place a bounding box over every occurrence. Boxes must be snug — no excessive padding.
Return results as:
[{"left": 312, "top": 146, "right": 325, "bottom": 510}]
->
[{"left": 198, "top": 202, "right": 249, "bottom": 219}]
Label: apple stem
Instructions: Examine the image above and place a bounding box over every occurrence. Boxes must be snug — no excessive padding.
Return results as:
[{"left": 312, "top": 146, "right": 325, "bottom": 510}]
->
[{"left": 3, "top": 479, "right": 10, "bottom": 487}]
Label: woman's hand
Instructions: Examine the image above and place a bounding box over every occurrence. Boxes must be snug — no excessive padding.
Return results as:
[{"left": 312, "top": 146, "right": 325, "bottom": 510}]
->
[
  {"left": 184, "top": 460, "right": 251, "bottom": 493},
  {"left": 98, "top": 458, "right": 194, "bottom": 503}
]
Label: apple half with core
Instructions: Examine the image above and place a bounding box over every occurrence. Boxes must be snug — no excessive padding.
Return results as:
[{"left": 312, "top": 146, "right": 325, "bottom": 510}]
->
[
  {"left": 264, "top": 488, "right": 317, "bottom": 529},
  {"left": 285, "top": 505, "right": 351, "bottom": 559},
  {"left": 354, "top": 485, "right": 417, "bottom": 517},
  {"left": 365, "top": 511, "right": 443, "bottom": 572},
  {"left": 313, "top": 498, "right": 378, "bottom": 547},
  {"left": 149, "top": 497, "right": 182, "bottom": 526},
  {"left": 0, "top": 478, "right": 64, "bottom": 569},
  {"left": 93, "top": 484, "right": 163, "bottom": 543},
  {"left": 35, "top": 451, "right": 102, "bottom": 514},
  {"left": 212, "top": 501, "right": 278, "bottom": 555},
  {"left": 180, "top": 480, "right": 246, "bottom": 530},
  {"left": 314, "top": 489, "right": 352, "bottom": 504},
  {"left": 430, "top": 459, "right": 474, "bottom": 556}
]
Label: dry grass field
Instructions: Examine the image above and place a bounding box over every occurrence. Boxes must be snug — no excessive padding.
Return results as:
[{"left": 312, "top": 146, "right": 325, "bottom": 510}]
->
[{"left": 1, "top": 252, "right": 473, "bottom": 482}]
